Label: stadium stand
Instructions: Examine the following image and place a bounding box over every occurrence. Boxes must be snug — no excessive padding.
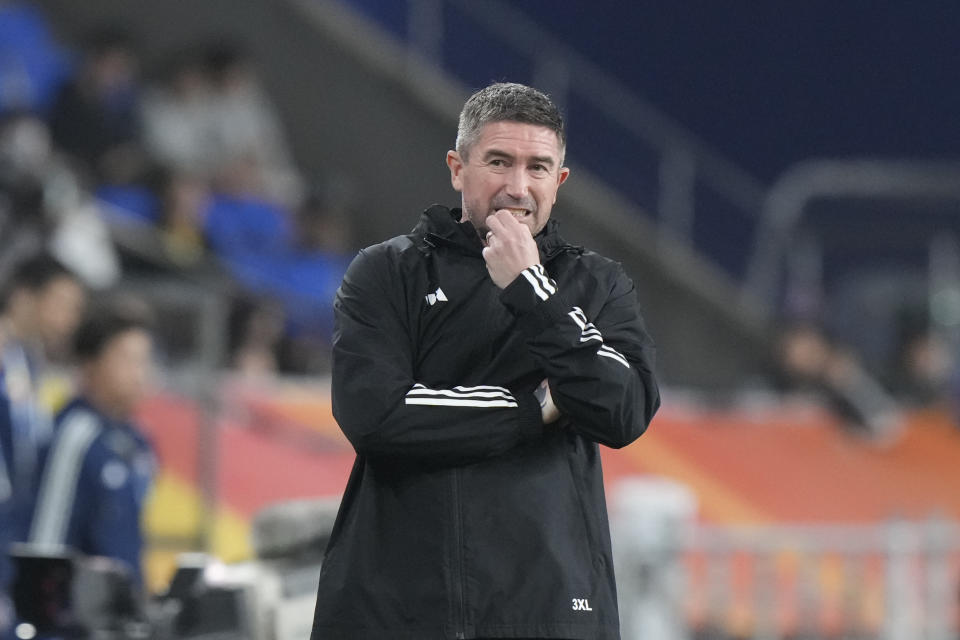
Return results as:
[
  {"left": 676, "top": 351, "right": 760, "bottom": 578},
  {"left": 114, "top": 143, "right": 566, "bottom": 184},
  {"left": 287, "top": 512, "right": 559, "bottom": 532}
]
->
[{"left": 2, "top": 1, "right": 959, "bottom": 639}]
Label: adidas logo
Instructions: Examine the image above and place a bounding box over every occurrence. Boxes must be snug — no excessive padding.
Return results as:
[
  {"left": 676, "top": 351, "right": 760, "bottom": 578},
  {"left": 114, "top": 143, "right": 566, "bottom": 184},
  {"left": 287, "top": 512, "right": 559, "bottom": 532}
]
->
[{"left": 425, "top": 287, "right": 448, "bottom": 306}]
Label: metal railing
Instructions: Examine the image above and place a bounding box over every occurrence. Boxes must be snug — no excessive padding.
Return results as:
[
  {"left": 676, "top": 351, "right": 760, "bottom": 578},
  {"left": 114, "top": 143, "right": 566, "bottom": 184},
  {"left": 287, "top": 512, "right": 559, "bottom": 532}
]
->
[
  {"left": 743, "top": 159, "right": 960, "bottom": 320},
  {"left": 615, "top": 517, "right": 960, "bottom": 640}
]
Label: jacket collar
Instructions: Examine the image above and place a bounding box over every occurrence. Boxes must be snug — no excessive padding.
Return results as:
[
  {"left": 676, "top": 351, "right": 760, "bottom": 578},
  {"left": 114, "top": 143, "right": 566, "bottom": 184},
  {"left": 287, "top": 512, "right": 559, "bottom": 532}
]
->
[
  {"left": 63, "top": 395, "right": 134, "bottom": 432},
  {"left": 414, "top": 204, "right": 582, "bottom": 261}
]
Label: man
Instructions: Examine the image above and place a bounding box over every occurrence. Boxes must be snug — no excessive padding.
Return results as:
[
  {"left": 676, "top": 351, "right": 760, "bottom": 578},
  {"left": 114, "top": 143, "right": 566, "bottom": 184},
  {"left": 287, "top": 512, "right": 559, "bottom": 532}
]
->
[
  {"left": 0, "top": 255, "right": 85, "bottom": 638},
  {"left": 0, "top": 254, "right": 85, "bottom": 631},
  {"left": 311, "top": 82, "right": 659, "bottom": 640},
  {"left": 49, "top": 26, "right": 144, "bottom": 185},
  {"left": 28, "top": 300, "right": 156, "bottom": 590}
]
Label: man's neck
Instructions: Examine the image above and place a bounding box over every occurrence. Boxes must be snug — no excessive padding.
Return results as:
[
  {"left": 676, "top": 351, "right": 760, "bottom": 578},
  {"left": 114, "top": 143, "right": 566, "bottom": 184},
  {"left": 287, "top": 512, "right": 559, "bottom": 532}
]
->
[{"left": 81, "top": 387, "right": 130, "bottom": 424}]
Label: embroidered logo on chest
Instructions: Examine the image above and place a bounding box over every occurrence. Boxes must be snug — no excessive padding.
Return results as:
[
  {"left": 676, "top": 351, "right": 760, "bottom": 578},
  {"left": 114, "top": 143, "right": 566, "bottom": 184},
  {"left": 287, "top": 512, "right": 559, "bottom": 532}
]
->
[{"left": 424, "top": 287, "right": 448, "bottom": 306}]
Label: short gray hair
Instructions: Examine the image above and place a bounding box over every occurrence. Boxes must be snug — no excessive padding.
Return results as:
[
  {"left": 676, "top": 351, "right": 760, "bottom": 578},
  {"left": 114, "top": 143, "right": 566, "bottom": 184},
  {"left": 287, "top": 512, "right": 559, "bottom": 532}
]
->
[{"left": 455, "top": 82, "right": 566, "bottom": 163}]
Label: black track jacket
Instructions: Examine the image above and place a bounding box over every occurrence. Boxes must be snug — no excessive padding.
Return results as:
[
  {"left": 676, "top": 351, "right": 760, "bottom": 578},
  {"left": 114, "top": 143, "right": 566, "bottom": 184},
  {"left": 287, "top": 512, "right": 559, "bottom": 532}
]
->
[{"left": 311, "top": 205, "right": 660, "bottom": 640}]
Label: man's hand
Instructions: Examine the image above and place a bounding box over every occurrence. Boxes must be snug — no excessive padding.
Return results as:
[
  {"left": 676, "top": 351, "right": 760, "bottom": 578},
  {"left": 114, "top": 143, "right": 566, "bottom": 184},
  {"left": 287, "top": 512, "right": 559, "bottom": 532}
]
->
[
  {"left": 534, "top": 378, "right": 560, "bottom": 424},
  {"left": 482, "top": 210, "right": 541, "bottom": 289}
]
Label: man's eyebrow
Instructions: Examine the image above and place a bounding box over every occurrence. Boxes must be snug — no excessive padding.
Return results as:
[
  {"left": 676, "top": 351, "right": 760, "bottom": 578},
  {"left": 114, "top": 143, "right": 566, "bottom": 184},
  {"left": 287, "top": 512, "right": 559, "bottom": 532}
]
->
[
  {"left": 528, "top": 155, "right": 556, "bottom": 168},
  {"left": 482, "top": 149, "right": 515, "bottom": 161},
  {"left": 482, "top": 149, "right": 556, "bottom": 168}
]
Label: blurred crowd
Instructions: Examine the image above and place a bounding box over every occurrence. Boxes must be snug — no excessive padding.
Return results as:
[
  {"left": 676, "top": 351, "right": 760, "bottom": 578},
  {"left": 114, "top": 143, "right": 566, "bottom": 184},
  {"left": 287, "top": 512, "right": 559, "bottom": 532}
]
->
[
  {"left": 765, "top": 305, "right": 958, "bottom": 436},
  {"left": 1, "top": 10, "right": 369, "bottom": 625},
  {"left": 0, "top": 2, "right": 358, "bottom": 378}
]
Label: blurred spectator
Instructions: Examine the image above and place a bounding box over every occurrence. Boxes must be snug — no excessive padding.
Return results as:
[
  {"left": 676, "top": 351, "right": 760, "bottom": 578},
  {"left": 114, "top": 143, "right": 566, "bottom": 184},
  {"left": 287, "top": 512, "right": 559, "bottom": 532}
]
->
[
  {"left": 142, "top": 42, "right": 302, "bottom": 207},
  {"left": 0, "top": 112, "right": 50, "bottom": 275},
  {"left": 140, "top": 49, "right": 216, "bottom": 177},
  {"left": 279, "top": 188, "right": 355, "bottom": 372},
  {"left": 0, "top": 253, "right": 86, "bottom": 517},
  {"left": 156, "top": 170, "right": 211, "bottom": 268},
  {"left": 203, "top": 42, "right": 302, "bottom": 207},
  {"left": 771, "top": 322, "right": 832, "bottom": 395},
  {"left": 28, "top": 298, "right": 156, "bottom": 591},
  {"left": 228, "top": 296, "right": 285, "bottom": 377},
  {"left": 889, "top": 307, "right": 955, "bottom": 408},
  {"left": 0, "top": 254, "right": 85, "bottom": 627},
  {"left": 45, "top": 162, "right": 123, "bottom": 289},
  {"left": 0, "top": 1, "right": 72, "bottom": 116},
  {"left": 214, "top": 187, "right": 357, "bottom": 376},
  {"left": 0, "top": 112, "right": 121, "bottom": 289},
  {"left": 1, "top": 252, "right": 85, "bottom": 378},
  {"left": 48, "top": 26, "right": 146, "bottom": 186},
  {"left": 294, "top": 186, "right": 354, "bottom": 255},
  {"left": 771, "top": 321, "right": 902, "bottom": 437}
]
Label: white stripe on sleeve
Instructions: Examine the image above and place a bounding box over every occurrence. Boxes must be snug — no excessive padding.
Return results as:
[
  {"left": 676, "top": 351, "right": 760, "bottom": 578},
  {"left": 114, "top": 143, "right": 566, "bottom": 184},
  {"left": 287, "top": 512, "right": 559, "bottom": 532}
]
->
[
  {"left": 405, "top": 383, "right": 519, "bottom": 408},
  {"left": 530, "top": 264, "right": 557, "bottom": 295},
  {"left": 568, "top": 307, "right": 603, "bottom": 343},
  {"left": 519, "top": 264, "right": 558, "bottom": 301},
  {"left": 29, "top": 411, "right": 100, "bottom": 547},
  {"left": 598, "top": 345, "right": 631, "bottom": 369},
  {"left": 521, "top": 270, "right": 550, "bottom": 301},
  {"left": 568, "top": 307, "right": 631, "bottom": 368}
]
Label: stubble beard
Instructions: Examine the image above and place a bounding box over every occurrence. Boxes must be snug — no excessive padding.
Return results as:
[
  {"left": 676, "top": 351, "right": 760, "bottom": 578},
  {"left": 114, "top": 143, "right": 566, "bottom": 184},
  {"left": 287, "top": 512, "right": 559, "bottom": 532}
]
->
[{"left": 462, "top": 200, "right": 542, "bottom": 238}]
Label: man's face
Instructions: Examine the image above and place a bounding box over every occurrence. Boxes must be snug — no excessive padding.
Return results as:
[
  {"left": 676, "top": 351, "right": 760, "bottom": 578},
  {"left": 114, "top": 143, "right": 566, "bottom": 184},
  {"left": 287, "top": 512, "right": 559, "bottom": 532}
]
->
[
  {"left": 35, "top": 276, "right": 86, "bottom": 353},
  {"left": 447, "top": 121, "right": 570, "bottom": 239},
  {"left": 85, "top": 328, "right": 153, "bottom": 419}
]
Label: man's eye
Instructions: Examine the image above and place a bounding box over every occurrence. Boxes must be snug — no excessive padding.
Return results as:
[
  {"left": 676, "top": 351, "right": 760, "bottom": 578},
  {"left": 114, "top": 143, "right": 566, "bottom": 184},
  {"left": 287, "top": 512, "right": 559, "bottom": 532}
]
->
[
  {"left": 530, "top": 164, "right": 547, "bottom": 172},
  {"left": 489, "top": 159, "right": 505, "bottom": 167}
]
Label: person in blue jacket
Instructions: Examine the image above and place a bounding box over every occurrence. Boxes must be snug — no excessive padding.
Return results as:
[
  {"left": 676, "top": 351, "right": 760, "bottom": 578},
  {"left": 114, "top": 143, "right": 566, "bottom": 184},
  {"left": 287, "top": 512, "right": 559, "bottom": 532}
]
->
[
  {"left": 0, "top": 254, "right": 85, "bottom": 639},
  {"left": 28, "top": 299, "right": 156, "bottom": 591}
]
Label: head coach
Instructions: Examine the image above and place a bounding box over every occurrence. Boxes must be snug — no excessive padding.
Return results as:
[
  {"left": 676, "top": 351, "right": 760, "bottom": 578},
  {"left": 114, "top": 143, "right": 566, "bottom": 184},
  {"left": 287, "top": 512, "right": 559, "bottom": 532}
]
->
[{"left": 311, "top": 82, "right": 660, "bottom": 640}]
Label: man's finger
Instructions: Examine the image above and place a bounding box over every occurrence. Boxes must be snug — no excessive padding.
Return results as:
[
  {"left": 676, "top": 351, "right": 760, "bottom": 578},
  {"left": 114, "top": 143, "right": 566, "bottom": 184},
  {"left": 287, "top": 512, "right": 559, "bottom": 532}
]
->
[
  {"left": 486, "top": 213, "right": 507, "bottom": 234},
  {"left": 495, "top": 209, "right": 524, "bottom": 231},
  {"left": 491, "top": 211, "right": 531, "bottom": 243}
]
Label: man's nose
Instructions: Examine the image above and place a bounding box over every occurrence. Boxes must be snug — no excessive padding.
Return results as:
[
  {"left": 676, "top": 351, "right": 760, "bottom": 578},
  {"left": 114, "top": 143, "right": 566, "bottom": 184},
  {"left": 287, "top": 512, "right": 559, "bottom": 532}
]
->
[{"left": 504, "top": 165, "right": 529, "bottom": 199}]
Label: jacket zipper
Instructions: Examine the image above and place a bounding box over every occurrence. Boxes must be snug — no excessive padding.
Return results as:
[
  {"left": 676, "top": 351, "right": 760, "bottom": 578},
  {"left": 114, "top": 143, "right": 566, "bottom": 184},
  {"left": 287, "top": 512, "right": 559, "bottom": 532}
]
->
[{"left": 452, "top": 468, "right": 467, "bottom": 639}]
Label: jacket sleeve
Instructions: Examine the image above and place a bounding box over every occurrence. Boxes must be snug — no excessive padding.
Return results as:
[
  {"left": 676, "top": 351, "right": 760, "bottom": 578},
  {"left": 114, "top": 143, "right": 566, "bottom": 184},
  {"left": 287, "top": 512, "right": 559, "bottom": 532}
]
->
[
  {"left": 499, "top": 262, "right": 660, "bottom": 449},
  {"left": 29, "top": 409, "right": 99, "bottom": 550},
  {"left": 331, "top": 247, "right": 544, "bottom": 465}
]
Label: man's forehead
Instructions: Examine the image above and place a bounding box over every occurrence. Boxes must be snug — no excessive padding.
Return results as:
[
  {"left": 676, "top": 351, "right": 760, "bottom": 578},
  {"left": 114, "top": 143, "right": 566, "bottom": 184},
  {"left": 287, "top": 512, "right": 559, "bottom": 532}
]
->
[
  {"left": 475, "top": 120, "right": 563, "bottom": 156},
  {"left": 43, "top": 276, "right": 83, "bottom": 294}
]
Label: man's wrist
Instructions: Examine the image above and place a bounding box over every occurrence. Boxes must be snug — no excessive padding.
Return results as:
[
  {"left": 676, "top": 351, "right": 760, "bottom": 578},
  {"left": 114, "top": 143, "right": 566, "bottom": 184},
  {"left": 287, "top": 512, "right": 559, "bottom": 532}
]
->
[
  {"left": 518, "top": 264, "right": 557, "bottom": 302},
  {"left": 533, "top": 382, "right": 549, "bottom": 409},
  {"left": 534, "top": 379, "right": 560, "bottom": 424},
  {"left": 500, "top": 264, "right": 559, "bottom": 315}
]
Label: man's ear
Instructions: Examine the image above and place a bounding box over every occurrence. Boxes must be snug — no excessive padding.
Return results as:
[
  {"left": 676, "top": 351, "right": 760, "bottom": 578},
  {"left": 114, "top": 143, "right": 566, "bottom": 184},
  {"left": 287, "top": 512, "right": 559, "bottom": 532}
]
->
[
  {"left": 446, "top": 150, "right": 464, "bottom": 192},
  {"left": 553, "top": 166, "right": 571, "bottom": 203}
]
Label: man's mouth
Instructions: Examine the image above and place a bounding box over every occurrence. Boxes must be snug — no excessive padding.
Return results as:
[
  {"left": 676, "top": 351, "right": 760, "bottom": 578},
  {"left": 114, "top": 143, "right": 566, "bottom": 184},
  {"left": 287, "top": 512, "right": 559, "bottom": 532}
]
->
[{"left": 503, "top": 207, "right": 531, "bottom": 219}]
